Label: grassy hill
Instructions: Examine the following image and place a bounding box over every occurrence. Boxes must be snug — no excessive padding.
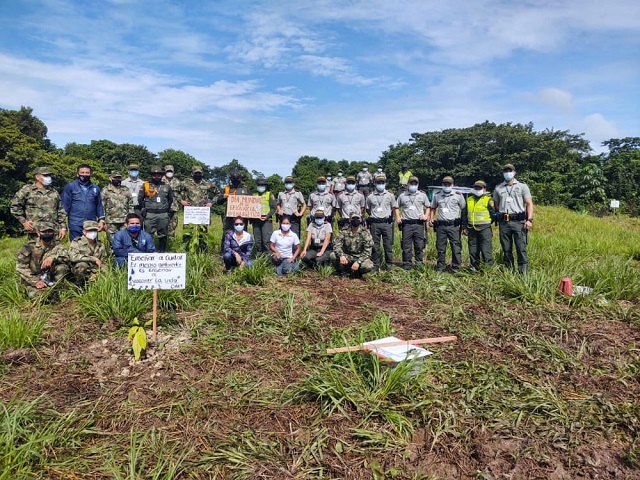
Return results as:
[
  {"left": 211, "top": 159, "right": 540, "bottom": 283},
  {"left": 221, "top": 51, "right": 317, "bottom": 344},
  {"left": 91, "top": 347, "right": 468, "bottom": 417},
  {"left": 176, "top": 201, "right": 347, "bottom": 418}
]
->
[{"left": 0, "top": 206, "right": 638, "bottom": 479}]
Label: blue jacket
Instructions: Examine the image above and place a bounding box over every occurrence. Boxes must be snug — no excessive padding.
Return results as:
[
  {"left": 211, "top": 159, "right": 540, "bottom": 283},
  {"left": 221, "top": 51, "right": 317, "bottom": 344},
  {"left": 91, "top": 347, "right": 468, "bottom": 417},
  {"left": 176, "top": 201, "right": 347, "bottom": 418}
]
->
[
  {"left": 62, "top": 180, "right": 105, "bottom": 227},
  {"left": 112, "top": 228, "right": 156, "bottom": 261},
  {"left": 223, "top": 229, "right": 253, "bottom": 263}
]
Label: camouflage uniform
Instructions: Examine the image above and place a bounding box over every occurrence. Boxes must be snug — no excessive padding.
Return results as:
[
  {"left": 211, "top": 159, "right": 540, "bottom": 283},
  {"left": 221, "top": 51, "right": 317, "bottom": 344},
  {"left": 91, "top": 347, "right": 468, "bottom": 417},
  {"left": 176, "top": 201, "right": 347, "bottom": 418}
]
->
[
  {"left": 138, "top": 167, "right": 174, "bottom": 252},
  {"left": 102, "top": 183, "right": 133, "bottom": 239},
  {"left": 11, "top": 183, "right": 67, "bottom": 238},
  {"left": 69, "top": 233, "right": 108, "bottom": 283},
  {"left": 163, "top": 165, "right": 182, "bottom": 237},
  {"left": 331, "top": 215, "right": 374, "bottom": 276},
  {"left": 16, "top": 237, "right": 70, "bottom": 298},
  {"left": 180, "top": 172, "right": 218, "bottom": 248}
]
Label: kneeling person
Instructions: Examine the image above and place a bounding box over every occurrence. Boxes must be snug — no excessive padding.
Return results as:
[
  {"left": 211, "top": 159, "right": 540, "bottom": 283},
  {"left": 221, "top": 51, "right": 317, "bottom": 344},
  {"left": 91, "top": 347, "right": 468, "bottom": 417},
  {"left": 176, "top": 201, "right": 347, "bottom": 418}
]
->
[
  {"left": 331, "top": 212, "right": 374, "bottom": 277},
  {"left": 222, "top": 216, "right": 254, "bottom": 272},
  {"left": 69, "top": 220, "right": 108, "bottom": 283},
  {"left": 301, "top": 209, "right": 333, "bottom": 269},
  {"left": 16, "top": 222, "right": 70, "bottom": 298},
  {"left": 112, "top": 213, "right": 156, "bottom": 267}
]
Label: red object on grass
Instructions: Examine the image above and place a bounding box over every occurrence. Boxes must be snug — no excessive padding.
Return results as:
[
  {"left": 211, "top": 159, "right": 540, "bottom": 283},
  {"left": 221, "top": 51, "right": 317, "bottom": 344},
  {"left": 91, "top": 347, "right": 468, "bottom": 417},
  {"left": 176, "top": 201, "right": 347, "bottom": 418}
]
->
[{"left": 559, "top": 277, "right": 573, "bottom": 296}]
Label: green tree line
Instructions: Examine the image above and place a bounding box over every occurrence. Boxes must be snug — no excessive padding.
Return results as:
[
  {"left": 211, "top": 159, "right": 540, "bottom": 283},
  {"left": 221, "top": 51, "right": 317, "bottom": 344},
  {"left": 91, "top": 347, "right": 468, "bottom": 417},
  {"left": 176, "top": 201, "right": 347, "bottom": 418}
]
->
[{"left": 1, "top": 107, "right": 638, "bottom": 235}]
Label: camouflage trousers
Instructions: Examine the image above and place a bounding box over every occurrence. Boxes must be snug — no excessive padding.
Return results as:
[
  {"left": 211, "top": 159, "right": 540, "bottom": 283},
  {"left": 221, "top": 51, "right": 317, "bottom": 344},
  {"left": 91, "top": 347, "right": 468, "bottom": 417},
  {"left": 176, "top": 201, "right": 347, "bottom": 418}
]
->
[
  {"left": 71, "top": 261, "right": 100, "bottom": 284},
  {"left": 24, "top": 263, "right": 69, "bottom": 298},
  {"left": 107, "top": 222, "right": 125, "bottom": 241},
  {"left": 168, "top": 212, "right": 179, "bottom": 237},
  {"left": 330, "top": 252, "right": 373, "bottom": 275}
]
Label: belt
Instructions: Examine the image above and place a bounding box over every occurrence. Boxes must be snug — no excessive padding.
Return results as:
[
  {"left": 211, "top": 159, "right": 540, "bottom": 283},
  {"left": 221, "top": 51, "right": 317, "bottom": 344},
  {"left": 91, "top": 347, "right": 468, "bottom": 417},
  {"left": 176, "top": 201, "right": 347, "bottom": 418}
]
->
[
  {"left": 498, "top": 212, "right": 526, "bottom": 222},
  {"left": 145, "top": 208, "right": 169, "bottom": 214},
  {"left": 368, "top": 217, "right": 392, "bottom": 224},
  {"left": 434, "top": 219, "right": 461, "bottom": 227},
  {"left": 401, "top": 219, "right": 424, "bottom": 225}
]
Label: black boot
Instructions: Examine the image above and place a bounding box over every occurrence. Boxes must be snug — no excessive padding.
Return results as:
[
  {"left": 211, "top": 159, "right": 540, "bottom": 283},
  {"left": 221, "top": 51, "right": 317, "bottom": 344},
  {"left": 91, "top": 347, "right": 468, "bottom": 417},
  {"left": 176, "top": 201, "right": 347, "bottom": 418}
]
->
[{"left": 158, "top": 237, "right": 167, "bottom": 252}]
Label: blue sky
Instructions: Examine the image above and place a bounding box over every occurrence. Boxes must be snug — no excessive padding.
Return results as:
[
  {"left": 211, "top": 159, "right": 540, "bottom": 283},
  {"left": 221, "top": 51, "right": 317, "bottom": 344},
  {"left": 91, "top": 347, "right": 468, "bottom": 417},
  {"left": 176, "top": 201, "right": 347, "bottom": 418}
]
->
[{"left": 1, "top": 0, "right": 638, "bottom": 176}]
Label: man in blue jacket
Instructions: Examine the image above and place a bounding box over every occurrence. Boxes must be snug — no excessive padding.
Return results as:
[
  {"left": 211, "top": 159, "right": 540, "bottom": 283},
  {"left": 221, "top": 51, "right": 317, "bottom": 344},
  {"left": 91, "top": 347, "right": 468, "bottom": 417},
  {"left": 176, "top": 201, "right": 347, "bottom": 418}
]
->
[
  {"left": 111, "top": 213, "right": 156, "bottom": 267},
  {"left": 62, "top": 164, "right": 106, "bottom": 239}
]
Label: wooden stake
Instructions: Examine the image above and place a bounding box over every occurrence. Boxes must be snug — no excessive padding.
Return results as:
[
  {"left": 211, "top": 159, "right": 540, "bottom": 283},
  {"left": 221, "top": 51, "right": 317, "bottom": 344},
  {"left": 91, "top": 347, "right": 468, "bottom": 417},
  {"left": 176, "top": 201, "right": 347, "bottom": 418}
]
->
[
  {"left": 326, "top": 336, "right": 458, "bottom": 354},
  {"left": 152, "top": 289, "right": 158, "bottom": 342}
]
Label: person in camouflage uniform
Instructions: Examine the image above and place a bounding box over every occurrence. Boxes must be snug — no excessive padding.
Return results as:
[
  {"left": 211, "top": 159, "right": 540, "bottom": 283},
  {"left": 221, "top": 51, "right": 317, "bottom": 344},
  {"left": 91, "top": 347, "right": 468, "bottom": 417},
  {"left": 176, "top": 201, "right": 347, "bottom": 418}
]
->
[
  {"left": 16, "top": 222, "right": 70, "bottom": 299},
  {"left": 11, "top": 166, "right": 67, "bottom": 240},
  {"left": 138, "top": 166, "right": 174, "bottom": 252},
  {"left": 331, "top": 211, "right": 374, "bottom": 277},
  {"left": 69, "top": 220, "right": 108, "bottom": 283},
  {"left": 101, "top": 170, "right": 133, "bottom": 241},
  {"left": 162, "top": 165, "right": 182, "bottom": 237},
  {"left": 180, "top": 165, "right": 217, "bottom": 249}
]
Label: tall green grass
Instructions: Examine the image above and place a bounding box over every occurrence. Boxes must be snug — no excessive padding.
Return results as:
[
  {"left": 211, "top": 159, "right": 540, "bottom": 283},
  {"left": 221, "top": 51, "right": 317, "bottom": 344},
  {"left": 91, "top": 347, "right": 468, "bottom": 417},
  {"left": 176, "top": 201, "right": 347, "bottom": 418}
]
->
[{"left": 0, "top": 309, "right": 45, "bottom": 350}]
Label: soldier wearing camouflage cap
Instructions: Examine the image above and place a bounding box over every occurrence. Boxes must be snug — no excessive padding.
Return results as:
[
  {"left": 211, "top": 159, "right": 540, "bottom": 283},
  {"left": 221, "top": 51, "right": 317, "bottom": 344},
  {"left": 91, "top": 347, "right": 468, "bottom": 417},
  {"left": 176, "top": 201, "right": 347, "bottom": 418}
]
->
[
  {"left": 162, "top": 165, "right": 182, "bottom": 237},
  {"left": 179, "top": 165, "right": 218, "bottom": 251},
  {"left": 331, "top": 211, "right": 374, "bottom": 278},
  {"left": 102, "top": 170, "right": 133, "bottom": 241},
  {"left": 16, "top": 222, "right": 70, "bottom": 298},
  {"left": 68, "top": 220, "right": 108, "bottom": 284},
  {"left": 138, "top": 166, "right": 173, "bottom": 252},
  {"left": 11, "top": 166, "right": 67, "bottom": 240}
]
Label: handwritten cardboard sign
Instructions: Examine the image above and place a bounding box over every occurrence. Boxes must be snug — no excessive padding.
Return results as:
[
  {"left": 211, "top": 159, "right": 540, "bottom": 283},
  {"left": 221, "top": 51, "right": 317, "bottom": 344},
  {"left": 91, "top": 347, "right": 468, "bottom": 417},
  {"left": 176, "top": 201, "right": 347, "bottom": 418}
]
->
[
  {"left": 128, "top": 253, "right": 187, "bottom": 290},
  {"left": 226, "top": 195, "right": 262, "bottom": 219},
  {"left": 183, "top": 206, "right": 211, "bottom": 225}
]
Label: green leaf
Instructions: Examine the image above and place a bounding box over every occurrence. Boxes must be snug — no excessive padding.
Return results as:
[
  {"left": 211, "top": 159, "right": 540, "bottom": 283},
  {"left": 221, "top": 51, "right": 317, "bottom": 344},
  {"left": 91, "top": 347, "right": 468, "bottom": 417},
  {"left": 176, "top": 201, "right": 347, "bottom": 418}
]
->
[{"left": 132, "top": 329, "right": 147, "bottom": 361}]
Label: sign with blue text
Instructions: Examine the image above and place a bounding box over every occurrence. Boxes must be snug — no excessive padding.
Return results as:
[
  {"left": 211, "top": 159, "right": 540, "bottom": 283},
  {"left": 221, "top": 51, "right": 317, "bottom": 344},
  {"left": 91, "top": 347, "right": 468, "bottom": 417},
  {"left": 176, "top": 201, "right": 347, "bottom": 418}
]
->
[{"left": 128, "top": 253, "right": 187, "bottom": 290}]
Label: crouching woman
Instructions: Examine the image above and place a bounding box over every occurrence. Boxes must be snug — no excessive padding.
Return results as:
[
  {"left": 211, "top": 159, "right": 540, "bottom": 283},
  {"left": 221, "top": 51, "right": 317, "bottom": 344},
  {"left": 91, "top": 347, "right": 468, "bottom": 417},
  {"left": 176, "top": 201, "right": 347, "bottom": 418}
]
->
[{"left": 222, "top": 216, "right": 253, "bottom": 272}]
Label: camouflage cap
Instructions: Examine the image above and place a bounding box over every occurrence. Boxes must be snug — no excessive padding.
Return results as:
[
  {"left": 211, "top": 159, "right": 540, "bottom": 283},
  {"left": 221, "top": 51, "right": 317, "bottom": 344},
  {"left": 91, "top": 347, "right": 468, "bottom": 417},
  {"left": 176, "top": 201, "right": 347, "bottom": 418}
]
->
[
  {"left": 284, "top": 176, "right": 294, "bottom": 183},
  {"left": 164, "top": 164, "right": 174, "bottom": 172},
  {"left": 128, "top": 164, "right": 139, "bottom": 170},
  {"left": 36, "top": 221, "right": 56, "bottom": 232},
  {"left": 473, "top": 180, "right": 487, "bottom": 187},
  {"left": 349, "top": 211, "right": 362, "bottom": 219},
  {"left": 35, "top": 166, "right": 52, "bottom": 175},
  {"left": 408, "top": 176, "right": 419, "bottom": 183},
  {"left": 374, "top": 175, "right": 386, "bottom": 182},
  {"left": 503, "top": 163, "right": 515, "bottom": 171},
  {"left": 83, "top": 220, "right": 99, "bottom": 231},
  {"left": 346, "top": 175, "right": 356, "bottom": 182},
  {"left": 192, "top": 165, "right": 203, "bottom": 174},
  {"left": 111, "top": 170, "right": 123, "bottom": 177},
  {"left": 150, "top": 165, "right": 164, "bottom": 174},
  {"left": 442, "top": 176, "right": 454, "bottom": 184},
  {"left": 256, "top": 177, "right": 268, "bottom": 185}
]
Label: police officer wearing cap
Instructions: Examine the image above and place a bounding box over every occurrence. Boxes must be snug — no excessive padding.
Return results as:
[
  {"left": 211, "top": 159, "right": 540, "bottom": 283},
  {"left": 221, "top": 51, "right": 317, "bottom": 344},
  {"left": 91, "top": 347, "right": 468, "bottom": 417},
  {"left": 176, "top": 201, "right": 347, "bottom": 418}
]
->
[
  {"left": 307, "top": 176, "right": 336, "bottom": 226},
  {"left": 493, "top": 163, "right": 534, "bottom": 274},
  {"left": 332, "top": 171, "right": 347, "bottom": 199},
  {"left": 276, "top": 176, "right": 306, "bottom": 237},
  {"left": 396, "top": 176, "right": 430, "bottom": 269},
  {"left": 356, "top": 166, "right": 374, "bottom": 197},
  {"left": 301, "top": 208, "right": 333, "bottom": 268},
  {"left": 122, "top": 164, "right": 144, "bottom": 216},
  {"left": 337, "top": 176, "right": 365, "bottom": 230},
  {"left": 463, "top": 180, "right": 495, "bottom": 270},
  {"left": 251, "top": 177, "right": 276, "bottom": 255},
  {"left": 366, "top": 175, "right": 398, "bottom": 271},
  {"left": 429, "top": 176, "right": 466, "bottom": 272},
  {"left": 138, "top": 165, "right": 173, "bottom": 252}
]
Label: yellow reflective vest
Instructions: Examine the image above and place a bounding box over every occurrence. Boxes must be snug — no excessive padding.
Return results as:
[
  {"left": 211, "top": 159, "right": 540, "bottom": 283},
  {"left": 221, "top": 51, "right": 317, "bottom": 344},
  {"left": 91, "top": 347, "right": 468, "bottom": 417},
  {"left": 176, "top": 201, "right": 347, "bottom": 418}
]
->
[
  {"left": 398, "top": 170, "right": 412, "bottom": 186},
  {"left": 466, "top": 194, "right": 492, "bottom": 228},
  {"left": 255, "top": 191, "right": 271, "bottom": 215}
]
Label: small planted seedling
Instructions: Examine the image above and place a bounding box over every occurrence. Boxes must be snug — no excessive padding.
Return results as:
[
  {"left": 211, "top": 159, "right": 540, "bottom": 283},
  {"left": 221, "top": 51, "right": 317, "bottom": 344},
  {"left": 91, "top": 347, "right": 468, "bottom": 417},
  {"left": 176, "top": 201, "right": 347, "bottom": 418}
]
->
[{"left": 128, "top": 317, "right": 152, "bottom": 361}]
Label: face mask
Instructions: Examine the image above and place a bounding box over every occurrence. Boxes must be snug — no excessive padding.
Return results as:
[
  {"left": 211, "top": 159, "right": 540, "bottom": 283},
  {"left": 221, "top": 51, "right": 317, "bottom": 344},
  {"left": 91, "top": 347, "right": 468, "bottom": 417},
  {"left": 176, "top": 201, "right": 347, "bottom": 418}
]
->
[
  {"left": 281, "top": 224, "right": 291, "bottom": 232},
  {"left": 338, "top": 173, "right": 343, "bottom": 177},
  {"left": 285, "top": 183, "right": 294, "bottom": 190},
  {"left": 314, "top": 218, "right": 324, "bottom": 226},
  {"left": 151, "top": 177, "right": 162, "bottom": 185},
  {"left": 78, "top": 175, "right": 91, "bottom": 183},
  {"left": 40, "top": 233, "right": 55, "bottom": 242},
  {"left": 85, "top": 231, "right": 98, "bottom": 240},
  {"left": 165, "top": 172, "right": 174, "bottom": 179},
  {"left": 327, "top": 177, "right": 332, "bottom": 181},
  {"left": 377, "top": 168, "right": 382, "bottom": 172},
  {"left": 350, "top": 219, "right": 360, "bottom": 227},
  {"left": 257, "top": 186, "right": 266, "bottom": 193},
  {"left": 376, "top": 184, "right": 385, "bottom": 192},
  {"left": 42, "top": 176, "right": 52, "bottom": 186},
  {"left": 473, "top": 189, "right": 484, "bottom": 197},
  {"left": 317, "top": 184, "right": 326, "bottom": 192},
  {"left": 129, "top": 170, "right": 139, "bottom": 178},
  {"left": 503, "top": 171, "right": 515, "bottom": 181},
  {"left": 346, "top": 183, "right": 356, "bottom": 192},
  {"left": 234, "top": 224, "right": 245, "bottom": 232},
  {"left": 112, "top": 180, "right": 121, "bottom": 186},
  {"left": 442, "top": 186, "right": 452, "bottom": 194},
  {"left": 127, "top": 225, "right": 141, "bottom": 234},
  {"left": 193, "top": 174, "right": 203, "bottom": 181},
  {"left": 408, "top": 185, "right": 418, "bottom": 193},
  {"left": 363, "top": 168, "right": 368, "bottom": 172}
]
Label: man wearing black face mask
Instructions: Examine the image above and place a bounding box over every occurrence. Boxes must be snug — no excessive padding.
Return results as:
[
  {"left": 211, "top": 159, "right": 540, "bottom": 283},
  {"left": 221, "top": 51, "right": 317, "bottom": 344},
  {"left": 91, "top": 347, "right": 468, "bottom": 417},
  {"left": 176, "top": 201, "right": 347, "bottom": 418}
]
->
[
  {"left": 138, "top": 166, "right": 173, "bottom": 252},
  {"left": 331, "top": 211, "right": 374, "bottom": 278},
  {"left": 62, "top": 164, "right": 106, "bottom": 240},
  {"left": 101, "top": 170, "right": 133, "bottom": 242},
  {"left": 16, "top": 222, "right": 70, "bottom": 299}
]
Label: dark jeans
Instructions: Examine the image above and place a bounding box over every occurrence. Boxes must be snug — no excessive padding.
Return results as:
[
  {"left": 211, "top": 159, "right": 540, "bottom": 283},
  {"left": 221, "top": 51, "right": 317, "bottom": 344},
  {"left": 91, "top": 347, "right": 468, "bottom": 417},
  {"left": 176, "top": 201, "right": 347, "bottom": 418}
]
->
[
  {"left": 251, "top": 219, "right": 273, "bottom": 254},
  {"left": 370, "top": 221, "right": 394, "bottom": 269},
  {"left": 435, "top": 224, "right": 462, "bottom": 271},
  {"left": 400, "top": 223, "right": 425, "bottom": 268},
  {"left": 499, "top": 220, "right": 528, "bottom": 273},
  {"left": 302, "top": 245, "right": 332, "bottom": 268},
  {"left": 468, "top": 226, "right": 494, "bottom": 269}
]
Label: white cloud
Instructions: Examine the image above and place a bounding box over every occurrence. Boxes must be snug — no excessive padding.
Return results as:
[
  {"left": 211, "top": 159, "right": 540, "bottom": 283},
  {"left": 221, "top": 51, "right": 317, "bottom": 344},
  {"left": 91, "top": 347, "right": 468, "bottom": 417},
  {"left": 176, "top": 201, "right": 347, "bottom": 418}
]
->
[
  {"left": 536, "top": 88, "right": 574, "bottom": 113},
  {"left": 580, "top": 113, "right": 620, "bottom": 148}
]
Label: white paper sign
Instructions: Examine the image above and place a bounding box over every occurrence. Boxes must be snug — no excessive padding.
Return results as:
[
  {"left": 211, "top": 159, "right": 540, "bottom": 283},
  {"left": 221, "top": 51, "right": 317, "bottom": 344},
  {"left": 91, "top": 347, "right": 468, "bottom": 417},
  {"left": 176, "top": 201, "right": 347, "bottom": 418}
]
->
[
  {"left": 128, "top": 253, "right": 187, "bottom": 290},
  {"left": 610, "top": 200, "right": 620, "bottom": 209},
  {"left": 183, "top": 206, "right": 211, "bottom": 225}
]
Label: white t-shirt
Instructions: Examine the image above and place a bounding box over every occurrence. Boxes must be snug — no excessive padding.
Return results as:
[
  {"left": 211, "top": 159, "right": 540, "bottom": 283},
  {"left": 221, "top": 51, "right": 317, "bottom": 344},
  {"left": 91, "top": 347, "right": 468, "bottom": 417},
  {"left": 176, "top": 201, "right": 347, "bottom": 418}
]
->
[{"left": 270, "top": 229, "right": 300, "bottom": 258}]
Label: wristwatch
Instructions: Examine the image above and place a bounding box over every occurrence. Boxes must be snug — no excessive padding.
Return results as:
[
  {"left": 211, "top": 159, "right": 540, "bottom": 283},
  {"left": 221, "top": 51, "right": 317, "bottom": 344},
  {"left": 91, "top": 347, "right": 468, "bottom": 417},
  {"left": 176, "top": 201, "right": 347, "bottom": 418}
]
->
[{"left": 527, "top": 218, "right": 533, "bottom": 223}]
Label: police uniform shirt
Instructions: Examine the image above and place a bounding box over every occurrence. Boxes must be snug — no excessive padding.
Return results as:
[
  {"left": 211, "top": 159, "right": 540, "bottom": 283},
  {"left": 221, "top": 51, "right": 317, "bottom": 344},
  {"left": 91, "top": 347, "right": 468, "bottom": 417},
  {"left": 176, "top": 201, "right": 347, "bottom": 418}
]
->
[
  {"left": 306, "top": 221, "right": 333, "bottom": 246},
  {"left": 122, "top": 178, "right": 144, "bottom": 207},
  {"left": 277, "top": 190, "right": 305, "bottom": 215},
  {"left": 307, "top": 191, "right": 336, "bottom": 216},
  {"left": 366, "top": 191, "right": 397, "bottom": 219},
  {"left": 357, "top": 171, "right": 373, "bottom": 186},
  {"left": 397, "top": 191, "right": 429, "bottom": 220},
  {"left": 337, "top": 191, "right": 365, "bottom": 217},
  {"left": 493, "top": 179, "right": 531, "bottom": 214},
  {"left": 431, "top": 191, "right": 465, "bottom": 221},
  {"left": 333, "top": 176, "right": 347, "bottom": 192}
]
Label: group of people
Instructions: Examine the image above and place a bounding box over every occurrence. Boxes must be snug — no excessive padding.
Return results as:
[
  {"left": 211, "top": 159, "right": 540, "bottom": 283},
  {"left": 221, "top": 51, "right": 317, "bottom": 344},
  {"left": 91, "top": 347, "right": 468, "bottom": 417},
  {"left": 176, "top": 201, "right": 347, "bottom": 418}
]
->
[{"left": 10, "top": 161, "right": 533, "bottom": 297}]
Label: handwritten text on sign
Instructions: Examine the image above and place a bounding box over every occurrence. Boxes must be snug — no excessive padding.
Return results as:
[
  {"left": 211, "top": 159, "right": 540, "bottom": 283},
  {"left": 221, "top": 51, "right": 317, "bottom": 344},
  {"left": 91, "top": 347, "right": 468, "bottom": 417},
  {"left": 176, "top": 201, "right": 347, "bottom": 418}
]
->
[
  {"left": 128, "top": 253, "right": 186, "bottom": 290},
  {"left": 183, "top": 206, "right": 211, "bottom": 225},
  {"left": 226, "top": 195, "right": 262, "bottom": 219}
]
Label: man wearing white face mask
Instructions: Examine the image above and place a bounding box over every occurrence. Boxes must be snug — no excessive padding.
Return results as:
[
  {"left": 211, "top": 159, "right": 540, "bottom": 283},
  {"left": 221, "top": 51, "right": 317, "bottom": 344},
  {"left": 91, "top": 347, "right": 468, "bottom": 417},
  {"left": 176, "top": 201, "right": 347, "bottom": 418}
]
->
[
  {"left": 463, "top": 180, "right": 495, "bottom": 270},
  {"left": 11, "top": 166, "right": 68, "bottom": 240},
  {"left": 396, "top": 176, "right": 430, "bottom": 270},
  {"left": 276, "top": 176, "right": 306, "bottom": 236},
  {"left": 69, "top": 220, "right": 108, "bottom": 284},
  {"left": 251, "top": 177, "right": 276, "bottom": 255},
  {"left": 429, "top": 176, "right": 466, "bottom": 273},
  {"left": 493, "top": 163, "right": 534, "bottom": 274},
  {"left": 366, "top": 175, "right": 398, "bottom": 271},
  {"left": 307, "top": 176, "right": 336, "bottom": 226}
]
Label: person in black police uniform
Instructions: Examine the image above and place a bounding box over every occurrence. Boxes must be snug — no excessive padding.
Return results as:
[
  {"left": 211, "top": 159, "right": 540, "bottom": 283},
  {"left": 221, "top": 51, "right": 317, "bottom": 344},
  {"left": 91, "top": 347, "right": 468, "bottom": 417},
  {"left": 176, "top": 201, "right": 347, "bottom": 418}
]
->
[{"left": 138, "top": 165, "right": 173, "bottom": 252}]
